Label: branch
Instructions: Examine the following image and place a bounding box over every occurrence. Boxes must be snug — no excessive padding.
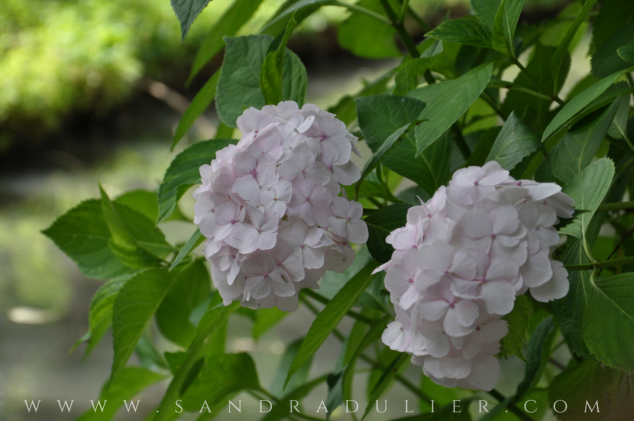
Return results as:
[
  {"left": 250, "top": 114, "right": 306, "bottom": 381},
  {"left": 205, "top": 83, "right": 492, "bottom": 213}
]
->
[
  {"left": 301, "top": 289, "right": 376, "bottom": 325},
  {"left": 596, "top": 201, "right": 634, "bottom": 212},
  {"left": 565, "top": 256, "right": 634, "bottom": 271}
]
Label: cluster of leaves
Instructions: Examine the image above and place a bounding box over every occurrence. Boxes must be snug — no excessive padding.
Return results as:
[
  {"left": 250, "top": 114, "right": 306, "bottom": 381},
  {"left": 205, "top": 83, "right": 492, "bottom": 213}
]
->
[{"left": 43, "top": 0, "right": 634, "bottom": 420}]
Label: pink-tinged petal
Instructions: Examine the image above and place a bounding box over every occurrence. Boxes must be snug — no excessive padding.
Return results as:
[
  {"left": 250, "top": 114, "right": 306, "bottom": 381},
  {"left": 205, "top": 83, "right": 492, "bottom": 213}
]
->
[
  {"left": 399, "top": 284, "right": 419, "bottom": 310},
  {"left": 277, "top": 179, "right": 293, "bottom": 202},
  {"left": 247, "top": 206, "right": 265, "bottom": 228},
  {"left": 257, "top": 232, "right": 277, "bottom": 251},
  {"left": 452, "top": 166, "right": 483, "bottom": 185},
  {"left": 330, "top": 196, "right": 349, "bottom": 218},
  {"left": 233, "top": 151, "right": 257, "bottom": 177},
  {"left": 455, "top": 300, "right": 479, "bottom": 326},
  {"left": 417, "top": 242, "right": 453, "bottom": 273},
  {"left": 481, "top": 281, "right": 516, "bottom": 315},
  {"left": 537, "top": 226, "right": 560, "bottom": 246},
  {"left": 382, "top": 321, "right": 409, "bottom": 351},
  {"left": 461, "top": 354, "right": 499, "bottom": 391},
  {"left": 424, "top": 355, "right": 472, "bottom": 379},
  {"left": 490, "top": 205, "right": 520, "bottom": 235},
  {"left": 198, "top": 214, "right": 217, "bottom": 238},
  {"left": 278, "top": 161, "right": 302, "bottom": 180},
  {"left": 347, "top": 220, "right": 369, "bottom": 244},
  {"left": 520, "top": 250, "right": 552, "bottom": 287},
  {"left": 307, "top": 163, "right": 332, "bottom": 185},
  {"left": 234, "top": 176, "right": 262, "bottom": 203},
  {"left": 325, "top": 136, "right": 352, "bottom": 165},
  {"left": 444, "top": 309, "right": 476, "bottom": 337},
  {"left": 479, "top": 319, "right": 508, "bottom": 343},
  {"left": 530, "top": 260, "right": 569, "bottom": 302},
  {"left": 213, "top": 223, "right": 233, "bottom": 242},
  {"left": 419, "top": 322, "right": 450, "bottom": 358},
  {"left": 283, "top": 250, "right": 305, "bottom": 282},
  {"left": 451, "top": 279, "right": 480, "bottom": 300},
  {"left": 348, "top": 201, "right": 363, "bottom": 219},
  {"left": 332, "top": 161, "right": 361, "bottom": 185},
  {"left": 460, "top": 334, "right": 482, "bottom": 360},
  {"left": 417, "top": 299, "right": 448, "bottom": 321},
  {"left": 309, "top": 185, "right": 333, "bottom": 208},
  {"left": 386, "top": 226, "right": 417, "bottom": 250},
  {"left": 247, "top": 276, "right": 272, "bottom": 299},
  {"left": 294, "top": 202, "right": 314, "bottom": 225},
  {"left": 324, "top": 245, "right": 355, "bottom": 273},
  {"left": 522, "top": 183, "right": 561, "bottom": 201},
  {"left": 462, "top": 208, "right": 493, "bottom": 238},
  {"left": 302, "top": 245, "right": 325, "bottom": 269},
  {"left": 486, "top": 255, "right": 520, "bottom": 281},
  {"left": 450, "top": 250, "right": 477, "bottom": 280},
  {"left": 518, "top": 203, "right": 538, "bottom": 227},
  {"left": 480, "top": 167, "right": 509, "bottom": 186},
  {"left": 320, "top": 141, "right": 340, "bottom": 167},
  {"left": 269, "top": 270, "right": 296, "bottom": 297}
]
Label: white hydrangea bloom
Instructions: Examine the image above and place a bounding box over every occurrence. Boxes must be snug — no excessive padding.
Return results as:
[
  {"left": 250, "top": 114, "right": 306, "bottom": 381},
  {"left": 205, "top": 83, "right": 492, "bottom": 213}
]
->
[
  {"left": 194, "top": 101, "right": 368, "bottom": 311},
  {"left": 377, "top": 162, "right": 574, "bottom": 391}
]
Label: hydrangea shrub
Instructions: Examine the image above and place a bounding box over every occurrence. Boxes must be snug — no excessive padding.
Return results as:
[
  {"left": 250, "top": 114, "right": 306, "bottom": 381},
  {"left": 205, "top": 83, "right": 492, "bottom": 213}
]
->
[{"left": 43, "top": 0, "right": 634, "bottom": 420}]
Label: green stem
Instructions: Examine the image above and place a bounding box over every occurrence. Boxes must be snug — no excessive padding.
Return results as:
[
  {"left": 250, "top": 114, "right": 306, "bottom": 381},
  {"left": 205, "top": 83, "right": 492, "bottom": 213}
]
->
[
  {"left": 511, "top": 58, "right": 565, "bottom": 106},
  {"left": 339, "top": 1, "right": 393, "bottom": 25},
  {"left": 596, "top": 201, "right": 634, "bottom": 212},
  {"left": 378, "top": 0, "right": 420, "bottom": 59},
  {"left": 451, "top": 125, "right": 471, "bottom": 160},
  {"left": 565, "top": 256, "right": 634, "bottom": 271},
  {"left": 481, "top": 91, "right": 507, "bottom": 120},
  {"left": 407, "top": 6, "right": 432, "bottom": 31},
  {"left": 302, "top": 289, "right": 375, "bottom": 324},
  {"left": 398, "top": 0, "right": 410, "bottom": 23}
]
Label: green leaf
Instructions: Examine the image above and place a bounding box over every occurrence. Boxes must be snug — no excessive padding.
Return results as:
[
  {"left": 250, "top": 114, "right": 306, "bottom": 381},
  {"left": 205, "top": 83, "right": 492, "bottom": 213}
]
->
[
  {"left": 270, "top": 338, "right": 313, "bottom": 397},
  {"left": 262, "top": 375, "right": 328, "bottom": 421},
  {"left": 153, "top": 302, "right": 239, "bottom": 421},
  {"left": 492, "top": 0, "right": 524, "bottom": 58},
  {"left": 42, "top": 200, "right": 134, "bottom": 280},
  {"left": 356, "top": 124, "right": 409, "bottom": 197},
  {"left": 110, "top": 268, "right": 173, "bottom": 382},
  {"left": 592, "top": 22, "right": 634, "bottom": 78},
  {"left": 216, "top": 35, "right": 307, "bottom": 127},
  {"left": 552, "top": 0, "right": 597, "bottom": 88},
  {"left": 188, "top": 0, "right": 263, "bottom": 83},
  {"left": 617, "top": 44, "right": 634, "bottom": 63},
  {"left": 260, "top": 14, "right": 298, "bottom": 105},
  {"left": 550, "top": 99, "right": 620, "bottom": 183},
  {"left": 515, "top": 316, "right": 555, "bottom": 399},
  {"left": 158, "top": 139, "right": 235, "bottom": 223},
  {"left": 394, "top": 58, "right": 430, "bottom": 96},
  {"left": 471, "top": 0, "right": 501, "bottom": 28},
  {"left": 171, "top": 0, "right": 212, "bottom": 41},
  {"left": 100, "top": 186, "right": 172, "bottom": 269},
  {"left": 559, "top": 158, "right": 615, "bottom": 240},
  {"left": 364, "top": 204, "right": 409, "bottom": 263},
  {"left": 591, "top": 0, "right": 634, "bottom": 51},
  {"left": 361, "top": 353, "right": 409, "bottom": 421},
  {"left": 252, "top": 307, "right": 288, "bottom": 340},
  {"left": 499, "top": 295, "right": 529, "bottom": 361},
  {"left": 73, "top": 274, "right": 134, "bottom": 358},
  {"left": 414, "top": 63, "right": 493, "bottom": 154},
  {"left": 284, "top": 261, "right": 378, "bottom": 387},
  {"left": 114, "top": 190, "right": 159, "bottom": 222},
  {"left": 466, "top": 127, "right": 502, "bottom": 167},
  {"left": 584, "top": 273, "right": 634, "bottom": 370},
  {"left": 76, "top": 367, "right": 167, "bottom": 421},
  {"left": 170, "top": 228, "right": 204, "bottom": 271},
  {"left": 337, "top": 0, "right": 400, "bottom": 59},
  {"left": 156, "top": 260, "right": 211, "bottom": 348},
  {"left": 549, "top": 360, "right": 614, "bottom": 421},
  {"left": 181, "top": 353, "right": 260, "bottom": 411},
  {"left": 542, "top": 68, "right": 632, "bottom": 141},
  {"left": 485, "top": 111, "right": 540, "bottom": 171},
  {"left": 426, "top": 16, "right": 492, "bottom": 49},
  {"left": 172, "top": 72, "right": 219, "bottom": 150}
]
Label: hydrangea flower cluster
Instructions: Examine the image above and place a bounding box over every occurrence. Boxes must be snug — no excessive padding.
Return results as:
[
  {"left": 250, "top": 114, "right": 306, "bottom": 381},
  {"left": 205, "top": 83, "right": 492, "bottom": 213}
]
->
[
  {"left": 378, "top": 162, "right": 574, "bottom": 391},
  {"left": 193, "top": 101, "right": 368, "bottom": 311}
]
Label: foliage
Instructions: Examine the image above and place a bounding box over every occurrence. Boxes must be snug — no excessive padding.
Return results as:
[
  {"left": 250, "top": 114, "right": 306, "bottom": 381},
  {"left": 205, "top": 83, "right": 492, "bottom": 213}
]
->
[{"left": 41, "top": 0, "right": 634, "bottom": 420}]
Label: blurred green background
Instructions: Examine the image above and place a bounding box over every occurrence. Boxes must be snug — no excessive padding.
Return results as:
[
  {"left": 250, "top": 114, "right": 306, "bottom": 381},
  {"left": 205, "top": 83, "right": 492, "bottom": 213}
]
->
[{"left": 0, "top": 0, "right": 579, "bottom": 420}]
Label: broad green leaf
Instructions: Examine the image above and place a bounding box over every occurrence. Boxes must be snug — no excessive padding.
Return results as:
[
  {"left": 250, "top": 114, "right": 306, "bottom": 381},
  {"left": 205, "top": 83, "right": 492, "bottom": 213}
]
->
[
  {"left": 181, "top": 353, "right": 260, "bottom": 411},
  {"left": 260, "top": 15, "right": 297, "bottom": 105},
  {"left": 284, "top": 261, "right": 378, "bottom": 387},
  {"left": 73, "top": 274, "right": 134, "bottom": 358},
  {"left": 364, "top": 204, "right": 409, "bottom": 263},
  {"left": 618, "top": 44, "right": 634, "bottom": 63},
  {"left": 542, "top": 68, "right": 632, "bottom": 141},
  {"left": 486, "top": 111, "right": 540, "bottom": 171},
  {"left": 110, "top": 268, "right": 173, "bottom": 382},
  {"left": 394, "top": 58, "right": 430, "bottom": 95},
  {"left": 172, "top": 72, "right": 219, "bottom": 150},
  {"left": 414, "top": 63, "right": 493, "bottom": 154},
  {"left": 515, "top": 316, "right": 555, "bottom": 399},
  {"left": 100, "top": 187, "right": 172, "bottom": 269},
  {"left": 156, "top": 260, "right": 211, "bottom": 348},
  {"left": 114, "top": 190, "right": 159, "bottom": 222},
  {"left": 42, "top": 200, "right": 134, "bottom": 280},
  {"left": 252, "top": 306, "right": 289, "bottom": 339},
  {"left": 76, "top": 367, "right": 166, "bottom": 421},
  {"left": 153, "top": 302, "right": 239, "bottom": 421},
  {"left": 356, "top": 124, "right": 409, "bottom": 197},
  {"left": 466, "top": 127, "right": 501, "bottom": 167},
  {"left": 270, "top": 338, "right": 313, "bottom": 397},
  {"left": 361, "top": 353, "right": 409, "bottom": 421},
  {"left": 216, "top": 35, "right": 307, "bottom": 127},
  {"left": 135, "top": 332, "right": 169, "bottom": 370},
  {"left": 337, "top": 0, "right": 400, "bottom": 59},
  {"left": 356, "top": 95, "right": 452, "bottom": 194},
  {"left": 548, "top": 360, "right": 614, "bottom": 421},
  {"left": 325, "top": 370, "right": 344, "bottom": 418},
  {"left": 158, "top": 139, "right": 235, "bottom": 223},
  {"left": 260, "top": 0, "right": 327, "bottom": 36},
  {"left": 471, "top": 0, "right": 501, "bottom": 28},
  {"left": 550, "top": 99, "right": 620, "bottom": 183},
  {"left": 592, "top": 22, "right": 634, "bottom": 78},
  {"left": 559, "top": 158, "right": 615, "bottom": 240},
  {"left": 426, "top": 16, "right": 492, "bottom": 49},
  {"left": 591, "top": 0, "right": 634, "bottom": 51},
  {"left": 552, "top": 0, "right": 597, "bottom": 88},
  {"left": 499, "top": 295, "right": 529, "bottom": 361},
  {"left": 261, "top": 375, "right": 328, "bottom": 421},
  {"left": 170, "top": 228, "right": 204, "bottom": 271},
  {"left": 188, "top": 0, "right": 263, "bottom": 83},
  {"left": 171, "top": 0, "right": 212, "bottom": 41},
  {"left": 492, "top": 0, "right": 524, "bottom": 58},
  {"left": 584, "top": 273, "right": 634, "bottom": 370}
]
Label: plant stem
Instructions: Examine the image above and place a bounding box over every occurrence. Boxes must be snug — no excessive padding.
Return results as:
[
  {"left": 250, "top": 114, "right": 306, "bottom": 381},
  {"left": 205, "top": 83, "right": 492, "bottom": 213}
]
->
[
  {"left": 378, "top": 0, "right": 420, "bottom": 59},
  {"left": 302, "top": 289, "right": 376, "bottom": 325},
  {"left": 481, "top": 91, "right": 508, "bottom": 120},
  {"left": 407, "top": 7, "right": 432, "bottom": 31},
  {"left": 596, "top": 201, "right": 634, "bottom": 212},
  {"left": 398, "top": 0, "right": 410, "bottom": 23},
  {"left": 597, "top": 227, "right": 634, "bottom": 276},
  {"left": 511, "top": 58, "right": 565, "bottom": 106},
  {"left": 565, "top": 256, "right": 634, "bottom": 271},
  {"left": 488, "top": 390, "right": 533, "bottom": 421},
  {"left": 451, "top": 126, "right": 471, "bottom": 160},
  {"left": 333, "top": 1, "right": 392, "bottom": 25}
]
